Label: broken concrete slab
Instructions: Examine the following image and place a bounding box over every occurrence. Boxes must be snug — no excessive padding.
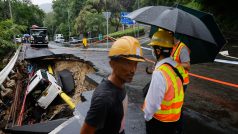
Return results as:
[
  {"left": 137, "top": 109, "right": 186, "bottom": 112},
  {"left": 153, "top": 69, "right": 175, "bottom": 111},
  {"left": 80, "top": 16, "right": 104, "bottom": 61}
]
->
[
  {"left": 24, "top": 46, "right": 54, "bottom": 60},
  {"left": 49, "top": 90, "right": 94, "bottom": 134},
  {"left": 85, "top": 73, "right": 103, "bottom": 86},
  {"left": 5, "top": 118, "right": 67, "bottom": 134},
  {"left": 20, "top": 42, "right": 238, "bottom": 134}
]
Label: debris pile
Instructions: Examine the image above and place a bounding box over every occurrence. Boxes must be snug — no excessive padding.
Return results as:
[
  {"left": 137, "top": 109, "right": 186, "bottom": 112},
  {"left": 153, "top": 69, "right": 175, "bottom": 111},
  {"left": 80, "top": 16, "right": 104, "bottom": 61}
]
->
[{"left": 1, "top": 59, "right": 96, "bottom": 133}]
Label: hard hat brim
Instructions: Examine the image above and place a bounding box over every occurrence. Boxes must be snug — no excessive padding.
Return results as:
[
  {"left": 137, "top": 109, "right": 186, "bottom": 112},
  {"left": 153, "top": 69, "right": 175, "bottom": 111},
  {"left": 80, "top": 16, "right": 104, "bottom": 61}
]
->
[
  {"left": 148, "top": 42, "right": 173, "bottom": 48},
  {"left": 126, "top": 57, "right": 145, "bottom": 62},
  {"left": 110, "top": 55, "right": 145, "bottom": 62}
]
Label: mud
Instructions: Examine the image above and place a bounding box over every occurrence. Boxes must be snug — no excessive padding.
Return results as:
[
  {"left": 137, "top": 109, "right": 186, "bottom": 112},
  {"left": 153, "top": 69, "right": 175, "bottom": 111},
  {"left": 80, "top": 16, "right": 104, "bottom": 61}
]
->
[
  {"left": 53, "top": 60, "right": 96, "bottom": 104},
  {"left": 1, "top": 58, "right": 96, "bottom": 133}
]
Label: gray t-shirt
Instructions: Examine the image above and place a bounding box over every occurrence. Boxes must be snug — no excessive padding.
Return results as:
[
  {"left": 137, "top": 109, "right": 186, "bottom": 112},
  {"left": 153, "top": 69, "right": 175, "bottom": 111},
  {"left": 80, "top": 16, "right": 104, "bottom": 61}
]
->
[{"left": 179, "top": 46, "right": 190, "bottom": 63}]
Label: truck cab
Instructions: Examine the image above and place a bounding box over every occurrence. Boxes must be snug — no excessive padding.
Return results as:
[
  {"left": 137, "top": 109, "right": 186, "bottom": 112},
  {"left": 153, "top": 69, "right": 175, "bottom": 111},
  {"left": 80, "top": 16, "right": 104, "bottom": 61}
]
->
[{"left": 30, "top": 27, "right": 48, "bottom": 47}]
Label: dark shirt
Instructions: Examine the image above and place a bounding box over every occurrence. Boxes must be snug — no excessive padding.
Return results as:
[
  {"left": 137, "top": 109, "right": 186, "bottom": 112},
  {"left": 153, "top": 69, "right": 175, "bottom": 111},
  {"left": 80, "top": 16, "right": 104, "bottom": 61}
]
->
[{"left": 85, "top": 79, "right": 126, "bottom": 134}]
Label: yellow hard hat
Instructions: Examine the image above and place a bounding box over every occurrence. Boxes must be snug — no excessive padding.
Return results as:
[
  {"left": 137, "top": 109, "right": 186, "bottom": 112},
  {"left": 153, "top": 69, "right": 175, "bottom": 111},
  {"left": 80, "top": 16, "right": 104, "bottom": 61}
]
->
[
  {"left": 109, "top": 36, "right": 145, "bottom": 62},
  {"left": 149, "top": 29, "right": 174, "bottom": 48}
]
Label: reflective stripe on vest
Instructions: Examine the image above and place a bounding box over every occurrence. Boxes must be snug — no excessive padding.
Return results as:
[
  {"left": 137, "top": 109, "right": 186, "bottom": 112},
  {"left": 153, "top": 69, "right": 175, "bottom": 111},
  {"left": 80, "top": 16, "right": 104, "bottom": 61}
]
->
[
  {"left": 153, "top": 64, "right": 184, "bottom": 122},
  {"left": 171, "top": 42, "right": 190, "bottom": 85},
  {"left": 176, "top": 65, "right": 189, "bottom": 85}
]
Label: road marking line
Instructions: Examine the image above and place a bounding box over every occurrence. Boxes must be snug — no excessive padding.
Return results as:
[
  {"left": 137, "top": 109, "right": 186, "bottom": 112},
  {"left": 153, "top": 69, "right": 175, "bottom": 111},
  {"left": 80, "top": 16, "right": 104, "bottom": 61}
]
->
[
  {"left": 141, "top": 48, "right": 238, "bottom": 65},
  {"left": 219, "top": 50, "right": 238, "bottom": 60},
  {"left": 142, "top": 46, "right": 238, "bottom": 88},
  {"left": 215, "top": 59, "right": 238, "bottom": 65},
  {"left": 141, "top": 47, "right": 152, "bottom": 50}
]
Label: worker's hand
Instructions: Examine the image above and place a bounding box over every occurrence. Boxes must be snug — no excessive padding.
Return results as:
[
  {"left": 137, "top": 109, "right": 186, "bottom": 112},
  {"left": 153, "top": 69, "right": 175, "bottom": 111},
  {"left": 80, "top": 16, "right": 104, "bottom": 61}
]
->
[
  {"left": 181, "top": 62, "right": 190, "bottom": 71},
  {"left": 146, "top": 65, "right": 154, "bottom": 74}
]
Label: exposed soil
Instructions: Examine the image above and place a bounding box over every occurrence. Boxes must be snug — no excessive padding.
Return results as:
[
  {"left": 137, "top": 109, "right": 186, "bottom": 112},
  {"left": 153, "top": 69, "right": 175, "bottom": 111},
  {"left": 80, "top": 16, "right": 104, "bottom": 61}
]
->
[
  {"left": 1, "top": 59, "right": 96, "bottom": 133},
  {"left": 53, "top": 60, "right": 96, "bottom": 104}
]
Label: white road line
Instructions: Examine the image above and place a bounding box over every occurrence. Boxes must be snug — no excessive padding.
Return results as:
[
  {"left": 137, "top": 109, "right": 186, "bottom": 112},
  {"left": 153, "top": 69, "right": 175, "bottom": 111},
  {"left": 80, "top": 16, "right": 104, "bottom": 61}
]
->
[
  {"left": 219, "top": 50, "right": 238, "bottom": 60},
  {"left": 215, "top": 59, "right": 238, "bottom": 65},
  {"left": 141, "top": 47, "right": 238, "bottom": 65},
  {"left": 141, "top": 47, "right": 152, "bottom": 51}
]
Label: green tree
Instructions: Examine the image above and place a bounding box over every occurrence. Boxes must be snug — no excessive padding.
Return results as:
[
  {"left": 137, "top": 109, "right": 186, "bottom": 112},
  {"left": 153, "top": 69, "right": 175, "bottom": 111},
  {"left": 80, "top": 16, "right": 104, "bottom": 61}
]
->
[
  {"left": 12, "top": 2, "right": 45, "bottom": 27},
  {"left": 0, "top": 0, "right": 45, "bottom": 28},
  {"left": 52, "top": 0, "right": 69, "bottom": 25},
  {"left": 139, "top": 0, "right": 191, "bottom": 7},
  {"left": 85, "top": 13, "right": 106, "bottom": 36},
  {"left": 0, "top": 0, "right": 10, "bottom": 20},
  {"left": 198, "top": 0, "right": 238, "bottom": 31},
  {"left": 44, "top": 12, "right": 57, "bottom": 40},
  {"left": 69, "top": 0, "right": 87, "bottom": 19},
  {"left": 0, "top": 19, "right": 26, "bottom": 58},
  {"left": 52, "top": 0, "right": 73, "bottom": 39},
  {"left": 74, "top": 5, "right": 106, "bottom": 34}
]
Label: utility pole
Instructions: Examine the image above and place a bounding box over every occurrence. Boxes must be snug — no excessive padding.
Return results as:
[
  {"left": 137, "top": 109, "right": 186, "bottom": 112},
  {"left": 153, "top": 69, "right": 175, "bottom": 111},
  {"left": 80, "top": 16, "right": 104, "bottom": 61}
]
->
[
  {"left": 107, "top": 13, "right": 109, "bottom": 48},
  {"left": 137, "top": 0, "right": 140, "bottom": 37},
  {"left": 8, "top": 0, "right": 13, "bottom": 19},
  {"left": 105, "top": 0, "right": 108, "bottom": 48},
  {"left": 68, "top": 9, "right": 70, "bottom": 41},
  {"left": 8, "top": 0, "right": 16, "bottom": 44},
  {"left": 52, "top": 25, "right": 54, "bottom": 41},
  {"left": 103, "top": 0, "right": 111, "bottom": 49}
]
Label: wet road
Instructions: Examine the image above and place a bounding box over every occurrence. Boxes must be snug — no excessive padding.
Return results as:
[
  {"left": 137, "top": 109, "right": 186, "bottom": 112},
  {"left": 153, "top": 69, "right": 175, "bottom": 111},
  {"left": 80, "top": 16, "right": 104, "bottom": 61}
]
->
[{"left": 23, "top": 40, "right": 238, "bottom": 134}]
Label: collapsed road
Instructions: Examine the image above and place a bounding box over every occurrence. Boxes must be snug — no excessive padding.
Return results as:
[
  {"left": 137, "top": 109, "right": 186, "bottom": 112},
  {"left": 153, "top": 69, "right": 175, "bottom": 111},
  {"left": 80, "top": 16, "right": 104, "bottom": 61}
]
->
[{"left": 1, "top": 40, "right": 238, "bottom": 134}]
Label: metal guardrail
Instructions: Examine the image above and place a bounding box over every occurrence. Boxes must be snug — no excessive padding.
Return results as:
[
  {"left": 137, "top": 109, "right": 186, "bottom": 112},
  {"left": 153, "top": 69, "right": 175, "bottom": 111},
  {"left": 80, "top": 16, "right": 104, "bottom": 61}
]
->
[{"left": 0, "top": 46, "right": 21, "bottom": 88}]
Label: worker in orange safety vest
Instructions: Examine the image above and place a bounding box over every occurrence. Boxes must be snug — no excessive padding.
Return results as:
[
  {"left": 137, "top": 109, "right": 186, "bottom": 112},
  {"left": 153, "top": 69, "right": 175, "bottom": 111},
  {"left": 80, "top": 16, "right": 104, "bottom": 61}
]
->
[
  {"left": 143, "top": 30, "right": 186, "bottom": 134},
  {"left": 171, "top": 37, "right": 191, "bottom": 90}
]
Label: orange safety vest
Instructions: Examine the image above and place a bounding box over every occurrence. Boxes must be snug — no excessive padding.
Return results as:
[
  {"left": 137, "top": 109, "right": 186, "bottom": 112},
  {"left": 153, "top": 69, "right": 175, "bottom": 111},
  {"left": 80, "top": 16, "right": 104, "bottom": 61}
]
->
[
  {"left": 171, "top": 42, "right": 190, "bottom": 85},
  {"left": 153, "top": 63, "right": 184, "bottom": 122}
]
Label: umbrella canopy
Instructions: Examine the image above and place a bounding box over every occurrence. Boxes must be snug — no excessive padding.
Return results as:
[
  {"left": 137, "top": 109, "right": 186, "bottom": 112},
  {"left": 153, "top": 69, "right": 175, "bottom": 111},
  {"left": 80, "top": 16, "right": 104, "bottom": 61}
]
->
[
  {"left": 126, "top": 6, "right": 216, "bottom": 44},
  {"left": 24, "top": 34, "right": 30, "bottom": 37},
  {"left": 127, "top": 6, "right": 227, "bottom": 64},
  {"left": 175, "top": 4, "right": 227, "bottom": 46},
  {"left": 149, "top": 25, "right": 225, "bottom": 64}
]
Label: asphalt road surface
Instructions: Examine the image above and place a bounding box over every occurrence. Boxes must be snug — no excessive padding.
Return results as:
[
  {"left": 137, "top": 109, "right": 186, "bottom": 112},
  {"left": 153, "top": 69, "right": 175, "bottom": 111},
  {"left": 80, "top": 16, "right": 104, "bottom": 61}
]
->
[{"left": 23, "top": 39, "right": 238, "bottom": 134}]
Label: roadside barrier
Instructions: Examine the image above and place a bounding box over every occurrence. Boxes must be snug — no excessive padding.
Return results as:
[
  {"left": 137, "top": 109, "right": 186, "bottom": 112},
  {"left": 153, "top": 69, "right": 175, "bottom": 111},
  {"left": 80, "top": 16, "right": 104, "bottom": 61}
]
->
[
  {"left": 189, "top": 73, "right": 238, "bottom": 89},
  {"left": 0, "top": 46, "right": 21, "bottom": 90},
  {"left": 91, "top": 35, "right": 116, "bottom": 44},
  {"left": 143, "top": 58, "right": 238, "bottom": 89}
]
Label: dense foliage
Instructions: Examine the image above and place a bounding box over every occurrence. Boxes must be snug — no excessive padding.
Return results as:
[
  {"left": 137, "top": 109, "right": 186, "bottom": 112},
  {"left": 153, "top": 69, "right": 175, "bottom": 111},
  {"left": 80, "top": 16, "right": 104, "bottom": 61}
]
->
[
  {"left": 0, "top": 0, "right": 44, "bottom": 58},
  {"left": 45, "top": 0, "right": 237, "bottom": 41},
  {"left": 1, "top": 0, "right": 237, "bottom": 46},
  {"left": 0, "top": 19, "right": 26, "bottom": 59},
  {"left": 0, "top": 0, "right": 45, "bottom": 27},
  {"left": 109, "top": 27, "right": 145, "bottom": 38}
]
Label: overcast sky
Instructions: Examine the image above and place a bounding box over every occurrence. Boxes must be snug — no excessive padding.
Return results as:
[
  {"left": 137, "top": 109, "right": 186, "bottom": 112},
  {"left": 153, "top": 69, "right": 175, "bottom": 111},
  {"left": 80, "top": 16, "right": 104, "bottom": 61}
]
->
[{"left": 31, "top": 0, "right": 53, "bottom": 5}]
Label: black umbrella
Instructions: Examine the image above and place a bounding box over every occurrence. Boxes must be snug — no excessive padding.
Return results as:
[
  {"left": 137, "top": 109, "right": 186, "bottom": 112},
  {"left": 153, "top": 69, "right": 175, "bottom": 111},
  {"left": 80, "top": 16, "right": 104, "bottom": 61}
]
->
[
  {"left": 126, "top": 6, "right": 227, "bottom": 64},
  {"left": 126, "top": 6, "right": 216, "bottom": 44},
  {"left": 175, "top": 4, "right": 227, "bottom": 47},
  {"left": 148, "top": 5, "right": 227, "bottom": 64}
]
